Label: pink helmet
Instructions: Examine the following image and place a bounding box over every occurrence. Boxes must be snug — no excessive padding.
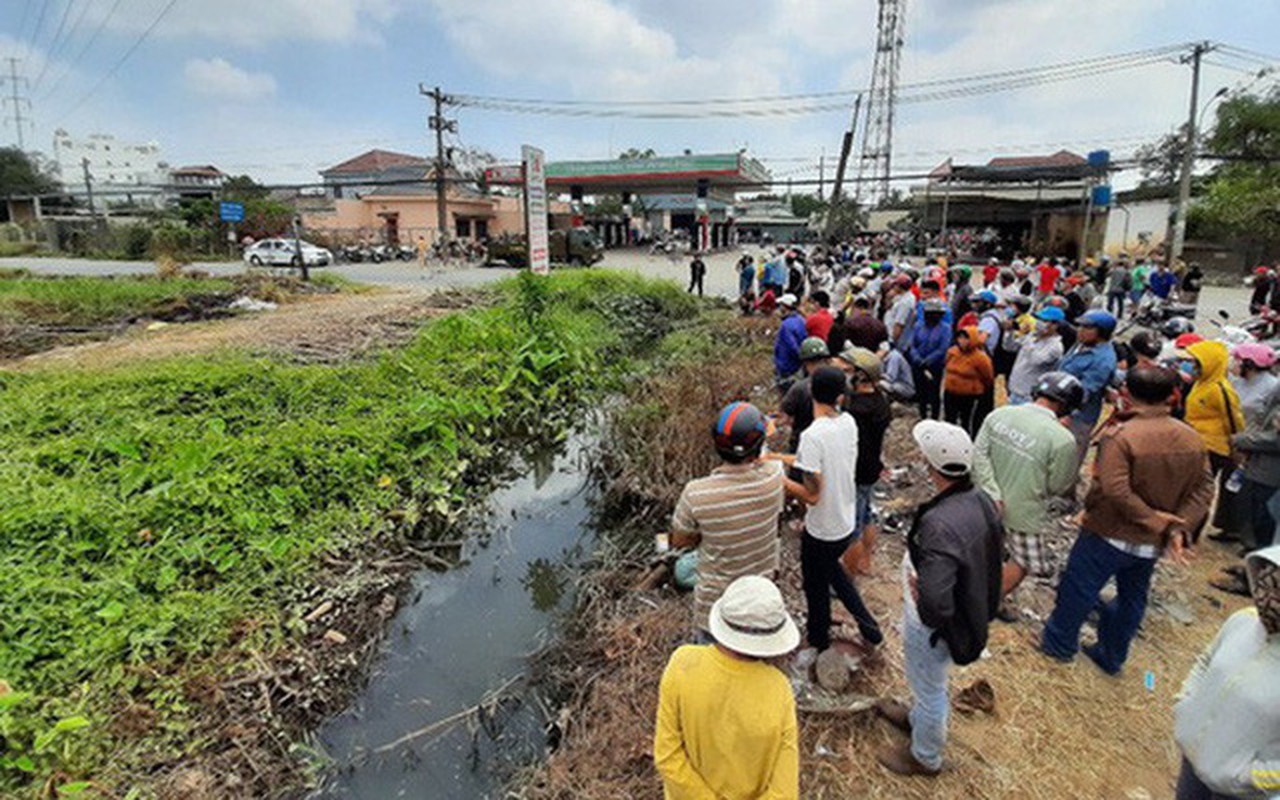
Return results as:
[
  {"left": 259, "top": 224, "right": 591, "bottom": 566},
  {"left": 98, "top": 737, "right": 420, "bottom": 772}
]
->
[{"left": 1232, "top": 342, "right": 1277, "bottom": 369}]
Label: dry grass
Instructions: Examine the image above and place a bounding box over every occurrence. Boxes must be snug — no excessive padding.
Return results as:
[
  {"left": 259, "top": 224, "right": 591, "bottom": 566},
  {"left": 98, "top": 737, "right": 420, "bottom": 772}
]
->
[{"left": 517, "top": 315, "right": 1252, "bottom": 800}]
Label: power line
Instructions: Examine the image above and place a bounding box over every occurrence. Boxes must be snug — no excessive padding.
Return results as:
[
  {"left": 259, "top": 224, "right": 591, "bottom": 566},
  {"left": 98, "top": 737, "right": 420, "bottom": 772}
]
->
[
  {"left": 454, "top": 48, "right": 1181, "bottom": 119},
  {"left": 52, "top": 0, "right": 181, "bottom": 124},
  {"left": 32, "top": 0, "right": 93, "bottom": 91},
  {"left": 15, "top": 0, "right": 36, "bottom": 43},
  {"left": 29, "top": 0, "right": 52, "bottom": 50},
  {"left": 37, "top": 0, "right": 129, "bottom": 104}
]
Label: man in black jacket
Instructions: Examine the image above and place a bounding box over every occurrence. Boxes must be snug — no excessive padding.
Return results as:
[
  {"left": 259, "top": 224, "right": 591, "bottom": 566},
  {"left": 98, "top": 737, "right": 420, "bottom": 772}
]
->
[{"left": 875, "top": 420, "right": 1003, "bottom": 777}]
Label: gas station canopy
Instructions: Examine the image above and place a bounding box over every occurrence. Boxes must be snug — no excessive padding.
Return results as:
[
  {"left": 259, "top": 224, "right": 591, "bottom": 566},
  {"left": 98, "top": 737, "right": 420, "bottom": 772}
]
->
[{"left": 545, "top": 152, "right": 770, "bottom": 194}]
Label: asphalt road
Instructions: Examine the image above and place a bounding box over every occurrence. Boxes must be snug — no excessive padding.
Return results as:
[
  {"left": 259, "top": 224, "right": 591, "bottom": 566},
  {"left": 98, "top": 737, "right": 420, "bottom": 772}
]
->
[{"left": 0, "top": 249, "right": 1253, "bottom": 327}]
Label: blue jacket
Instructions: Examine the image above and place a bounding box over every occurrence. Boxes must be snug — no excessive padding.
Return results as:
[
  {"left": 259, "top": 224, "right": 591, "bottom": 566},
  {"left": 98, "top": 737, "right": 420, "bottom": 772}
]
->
[
  {"left": 915, "top": 301, "right": 954, "bottom": 330},
  {"left": 774, "top": 313, "right": 808, "bottom": 377},
  {"left": 908, "top": 320, "right": 952, "bottom": 373},
  {"left": 1058, "top": 342, "right": 1117, "bottom": 424}
]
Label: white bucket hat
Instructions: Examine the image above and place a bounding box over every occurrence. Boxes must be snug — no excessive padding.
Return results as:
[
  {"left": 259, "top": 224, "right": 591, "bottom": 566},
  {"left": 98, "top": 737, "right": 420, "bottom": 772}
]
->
[
  {"left": 912, "top": 420, "right": 973, "bottom": 477},
  {"left": 708, "top": 575, "right": 800, "bottom": 658},
  {"left": 778, "top": 293, "right": 799, "bottom": 308}
]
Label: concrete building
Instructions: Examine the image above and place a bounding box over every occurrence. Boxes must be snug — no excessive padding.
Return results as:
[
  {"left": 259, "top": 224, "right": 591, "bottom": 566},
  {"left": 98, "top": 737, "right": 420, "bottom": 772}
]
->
[
  {"left": 320, "top": 149, "right": 430, "bottom": 199},
  {"left": 51, "top": 129, "right": 168, "bottom": 207},
  {"left": 167, "top": 165, "right": 228, "bottom": 200}
]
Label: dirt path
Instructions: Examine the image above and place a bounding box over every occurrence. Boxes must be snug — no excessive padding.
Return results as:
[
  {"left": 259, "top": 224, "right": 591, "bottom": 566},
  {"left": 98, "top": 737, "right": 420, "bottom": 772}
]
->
[{"left": 0, "top": 288, "right": 482, "bottom": 372}]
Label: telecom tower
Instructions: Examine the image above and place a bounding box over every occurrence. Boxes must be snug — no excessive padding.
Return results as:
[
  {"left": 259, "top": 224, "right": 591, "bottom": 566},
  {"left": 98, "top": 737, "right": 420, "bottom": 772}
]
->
[{"left": 855, "top": 0, "right": 906, "bottom": 206}]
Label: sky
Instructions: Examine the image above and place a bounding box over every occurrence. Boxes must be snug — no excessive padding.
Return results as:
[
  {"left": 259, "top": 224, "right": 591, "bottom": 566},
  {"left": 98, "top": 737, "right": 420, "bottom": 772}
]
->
[{"left": 0, "top": 0, "right": 1277, "bottom": 192}]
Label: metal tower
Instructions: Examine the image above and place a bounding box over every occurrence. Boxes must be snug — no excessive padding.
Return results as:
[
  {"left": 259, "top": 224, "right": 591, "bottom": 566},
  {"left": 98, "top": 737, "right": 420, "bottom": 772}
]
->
[{"left": 855, "top": 0, "right": 906, "bottom": 206}]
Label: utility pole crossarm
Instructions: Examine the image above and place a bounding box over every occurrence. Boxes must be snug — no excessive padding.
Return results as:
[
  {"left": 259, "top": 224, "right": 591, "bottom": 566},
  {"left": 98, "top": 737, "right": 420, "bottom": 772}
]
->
[{"left": 420, "top": 85, "right": 458, "bottom": 244}]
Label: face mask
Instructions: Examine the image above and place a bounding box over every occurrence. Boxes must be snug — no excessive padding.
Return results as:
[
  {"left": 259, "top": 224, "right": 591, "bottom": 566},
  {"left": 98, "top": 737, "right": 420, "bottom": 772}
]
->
[{"left": 1178, "top": 359, "right": 1198, "bottom": 379}]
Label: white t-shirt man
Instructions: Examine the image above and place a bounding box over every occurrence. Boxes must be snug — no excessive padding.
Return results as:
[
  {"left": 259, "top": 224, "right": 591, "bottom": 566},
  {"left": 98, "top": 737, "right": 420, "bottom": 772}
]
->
[{"left": 794, "top": 413, "right": 860, "bottom": 541}]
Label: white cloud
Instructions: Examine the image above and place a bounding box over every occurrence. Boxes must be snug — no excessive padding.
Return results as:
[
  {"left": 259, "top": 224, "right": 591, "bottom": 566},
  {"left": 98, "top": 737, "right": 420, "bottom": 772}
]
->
[
  {"left": 428, "top": 0, "right": 783, "bottom": 100},
  {"left": 96, "top": 0, "right": 399, "bottom": 46},
  {"left": 183, "top": 58, "right": 277, "bottom": 101}
]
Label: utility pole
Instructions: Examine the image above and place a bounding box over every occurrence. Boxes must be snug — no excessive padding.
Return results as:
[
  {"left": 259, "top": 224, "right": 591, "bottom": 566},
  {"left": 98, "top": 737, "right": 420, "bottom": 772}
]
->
[
  {"left": 1169, "top": 40, "right": 1214, "bottom": 269},
  {"left": 830, "top": 94, "right": 863, "bottom": 205},
  {"left": 81, "top": 157, "right": 95, "bottom": 220},
  {"left": 419, "top": 85, "right": 457, "bottom": 244},
  {"left": 817, "top": 152, "right": 825, "bottom": 198},
  {"left": 2, "top": 57, "right": 33, "bottom": 150}
]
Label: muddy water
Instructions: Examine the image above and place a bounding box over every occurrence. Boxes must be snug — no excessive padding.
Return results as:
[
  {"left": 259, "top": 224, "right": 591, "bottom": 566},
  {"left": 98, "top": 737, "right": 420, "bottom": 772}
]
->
[{"left": 313, "top": 438, "right": 595, "bottom": 799}]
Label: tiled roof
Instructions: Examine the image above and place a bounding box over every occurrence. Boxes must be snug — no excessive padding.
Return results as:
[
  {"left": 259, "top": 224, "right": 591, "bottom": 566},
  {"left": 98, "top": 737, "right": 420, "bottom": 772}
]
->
[
  {"left": 985, "top": 150, "right": 1086, "bottom": 169},
  {"left": 322, "top": 149, "right": 429, "bottom": 176}
]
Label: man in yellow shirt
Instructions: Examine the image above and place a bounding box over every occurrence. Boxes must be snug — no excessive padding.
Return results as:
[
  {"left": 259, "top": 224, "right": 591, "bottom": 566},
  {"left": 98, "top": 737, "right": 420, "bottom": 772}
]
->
[{"left": 653, "top": 575, "right": 800, "bottom": 799}]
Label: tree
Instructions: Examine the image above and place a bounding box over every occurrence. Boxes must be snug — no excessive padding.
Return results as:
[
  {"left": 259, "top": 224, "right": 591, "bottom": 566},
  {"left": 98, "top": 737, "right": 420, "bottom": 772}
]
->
[
  {"left": 1195, "top": 87, "right": 1280, "bottom": 252},
  {"left": 222, "top": 174, "right": 269, "bottom": 201},
  {"left": 1134, "top": 128, "right": 1196, "bottom": 188},
  {"left": 0, "top": 147, "right": 58, "bottom": 196},
  {"left": 791, "top": 194, "right": 827, "bottom": 219},
  {"left": 618, "top": 147, "right": 656, "bottom": 161}
]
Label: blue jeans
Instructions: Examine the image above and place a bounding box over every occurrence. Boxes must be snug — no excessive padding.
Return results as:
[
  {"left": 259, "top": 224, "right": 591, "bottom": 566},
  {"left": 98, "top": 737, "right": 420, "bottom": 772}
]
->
[
  {"left": 904, "top": 601, "right": 950, "bottom": 770},
  {"left": 1106, "top": 291, "right": 1126, "bottom": 317},
  {"left": 1041, "top": 531, "right": 1156, "bottom": 674}
]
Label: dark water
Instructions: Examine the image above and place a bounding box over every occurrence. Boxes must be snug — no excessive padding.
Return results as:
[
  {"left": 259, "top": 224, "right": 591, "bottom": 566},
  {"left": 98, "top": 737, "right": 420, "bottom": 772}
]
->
[{"left": 313, "top": 439, "right": 595, "bottom": 799}]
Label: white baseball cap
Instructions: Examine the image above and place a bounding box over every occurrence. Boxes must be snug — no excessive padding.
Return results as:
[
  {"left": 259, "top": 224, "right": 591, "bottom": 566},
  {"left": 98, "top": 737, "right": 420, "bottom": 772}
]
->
[
  {"left": 778, "top": 293, "right": 799, "bottom": 308},
  {"left": 708, "top": 575, "right": 800, "bottom": 658},
  {"left": 912, "top": 420, "right": 973, "bottom": 477}
]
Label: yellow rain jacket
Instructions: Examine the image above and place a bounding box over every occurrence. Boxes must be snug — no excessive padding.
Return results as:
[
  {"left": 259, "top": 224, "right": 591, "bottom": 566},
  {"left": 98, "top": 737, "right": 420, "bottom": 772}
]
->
[{"left": 1185, "top": 340, "right": 1246, "bottom": 457}]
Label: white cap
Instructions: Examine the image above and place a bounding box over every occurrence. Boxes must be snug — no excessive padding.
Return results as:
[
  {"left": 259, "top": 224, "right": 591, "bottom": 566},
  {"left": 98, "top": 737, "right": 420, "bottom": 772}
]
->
[
  {"left": 778, "top": 293, "right": 799, "bottom": 308},
  {"left": 912, "top": 420, "right": 973, "bottom": 477},
  {"left": 708, "top": 575, "right": 800, "bottom": 658}
]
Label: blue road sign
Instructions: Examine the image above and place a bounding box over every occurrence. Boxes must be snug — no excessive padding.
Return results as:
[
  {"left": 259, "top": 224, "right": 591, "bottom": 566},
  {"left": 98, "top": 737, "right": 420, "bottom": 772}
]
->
[{"left": 219, "top": 201, "right": 245, "bottom": 223}]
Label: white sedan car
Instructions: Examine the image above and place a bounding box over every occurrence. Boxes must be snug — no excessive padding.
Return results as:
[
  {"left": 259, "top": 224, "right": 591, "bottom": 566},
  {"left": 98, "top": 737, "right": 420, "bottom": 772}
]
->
[{"left": 243, "top": 238, "right": 333, "bottom": 267}]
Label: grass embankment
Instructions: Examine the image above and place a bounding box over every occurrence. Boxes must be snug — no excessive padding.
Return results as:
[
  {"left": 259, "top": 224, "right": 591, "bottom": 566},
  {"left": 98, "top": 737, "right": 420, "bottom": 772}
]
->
[
  {"left": 0, "top": 270, "right": 353, "bottom": 358},
  {"left": 0, "top": 271, "right": 699, "bottom": 797}
]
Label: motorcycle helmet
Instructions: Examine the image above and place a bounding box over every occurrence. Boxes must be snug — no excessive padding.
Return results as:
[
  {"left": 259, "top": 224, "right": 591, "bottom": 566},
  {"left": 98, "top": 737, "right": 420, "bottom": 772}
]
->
[
  {"left": 1032, "top": 371, "right": 1085, "bottom": 415},
  {"left": 1233, "top": 342, "right": 1278, "bottom": 370},
  {"left": 711, "top": 401, "right": 768, "bottom": 463},
  {"left": 799, "top": 337, "right": 831, "bottom": 362},
  {"left": 1161, "top": 318, "right": 1195, "bottom": 339}
]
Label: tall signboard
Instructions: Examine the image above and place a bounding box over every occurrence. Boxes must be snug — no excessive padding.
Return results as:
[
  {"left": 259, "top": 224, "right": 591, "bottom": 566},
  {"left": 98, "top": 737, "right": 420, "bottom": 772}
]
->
[{"left": 522, "top": 145, "right": 550, "bottom": 276}]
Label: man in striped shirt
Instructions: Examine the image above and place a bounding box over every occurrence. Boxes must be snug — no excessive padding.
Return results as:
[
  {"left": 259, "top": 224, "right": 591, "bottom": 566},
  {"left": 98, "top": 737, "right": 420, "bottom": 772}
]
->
[{"left": 672, "top": 401, "right": 787, "bottom": 639}]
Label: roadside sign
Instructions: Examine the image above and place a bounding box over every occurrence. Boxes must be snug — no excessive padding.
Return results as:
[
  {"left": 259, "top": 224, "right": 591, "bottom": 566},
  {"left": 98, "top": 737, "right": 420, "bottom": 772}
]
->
[
  {"left": 484, "top": 164, "right": 524, "bottom": 185},
  {"left": 522, "top": 145, "right": 549, "bottom": 276},
  {"left": 219, "top": 201, "right": 245, "bottom": 223}
]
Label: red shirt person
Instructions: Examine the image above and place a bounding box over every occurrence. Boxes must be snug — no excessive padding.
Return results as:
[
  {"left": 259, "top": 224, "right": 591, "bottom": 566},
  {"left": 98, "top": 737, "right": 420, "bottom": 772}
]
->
[
  {"left": 805, "top": 291, "right": 835, "bottom": 342},
  {"left": 1037, "top": 261, "right": 1062, "bottom": 296}
]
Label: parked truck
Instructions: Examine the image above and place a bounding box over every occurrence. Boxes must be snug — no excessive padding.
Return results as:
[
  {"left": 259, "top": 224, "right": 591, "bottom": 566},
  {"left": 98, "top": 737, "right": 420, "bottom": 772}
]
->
[{"left": 485, "top": 227, "right": 604, "bottom": 268}]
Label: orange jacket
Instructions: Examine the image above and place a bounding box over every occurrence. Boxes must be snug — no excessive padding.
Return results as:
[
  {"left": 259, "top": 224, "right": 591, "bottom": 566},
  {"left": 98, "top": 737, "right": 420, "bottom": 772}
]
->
[{"left": 944, "top": 326, "right": 995, "bottom": 396}]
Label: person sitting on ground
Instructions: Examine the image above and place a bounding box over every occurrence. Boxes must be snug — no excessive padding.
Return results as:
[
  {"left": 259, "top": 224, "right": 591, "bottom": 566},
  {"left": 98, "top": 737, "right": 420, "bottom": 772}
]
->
[
  {"left": 771, "top": 367, "right": 883, "bottom": 660},
  {"left": 755, "top": 286, "right": 777, "bottom": 316},
  {"left": 1006, "top": 306, "right": 1066, "bottom": 405},
  {"left": 973, "top": 372, "right": 1082, "bottom": 614},
  {"left": 1173, "top": 544, "right": 1280, "bottom": 800},
  {"left": 836, "top": 346, "right": 892, "bottom": 577},
  {"left": 654, "top": 575, "right": 800, "bottom": 800},
  {"left": 670, "top": 402, "right": 785, "bottom": 642},
  {"left": 876, "top": 420, "right": 1003, "bottom": 777},
  {"left": 1040, "top": 365, "right": 1213, "bottom": 675},
  {"left": 879, "top": 341, "right": 915, "bottom": 402},
  {"left": 773, "top": 294, "right": 808, "bottom": 393},
  {"left": 943, "top": 326, "right": 995, "bottom": 437}
]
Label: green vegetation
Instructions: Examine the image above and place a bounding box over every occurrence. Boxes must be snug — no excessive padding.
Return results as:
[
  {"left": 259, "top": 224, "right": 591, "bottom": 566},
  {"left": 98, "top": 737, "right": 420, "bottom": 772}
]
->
[
  {"left": 0, "top": 273, "right": 236, "bottom": 327},
  {"left": 0, "top": 270, "right": 698, "bottom": 794}
]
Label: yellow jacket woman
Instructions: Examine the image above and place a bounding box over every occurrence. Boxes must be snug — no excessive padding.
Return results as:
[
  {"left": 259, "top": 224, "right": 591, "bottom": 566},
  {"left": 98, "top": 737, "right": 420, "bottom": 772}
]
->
[{"left": 1185, "top": 340, "right": 1246, "bottom": 457}]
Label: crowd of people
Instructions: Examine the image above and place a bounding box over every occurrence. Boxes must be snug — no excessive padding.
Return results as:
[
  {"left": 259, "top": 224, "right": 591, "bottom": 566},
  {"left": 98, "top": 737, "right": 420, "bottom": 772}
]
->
[{"left": 655, "top": 245, "right": 1280, "bottom": 799}]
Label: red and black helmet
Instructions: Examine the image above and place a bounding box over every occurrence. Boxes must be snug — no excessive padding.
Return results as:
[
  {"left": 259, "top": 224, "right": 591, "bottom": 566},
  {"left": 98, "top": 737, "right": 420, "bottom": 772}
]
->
[{"left": 712, "top": 401, "right": 768, "bottom": 463}]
